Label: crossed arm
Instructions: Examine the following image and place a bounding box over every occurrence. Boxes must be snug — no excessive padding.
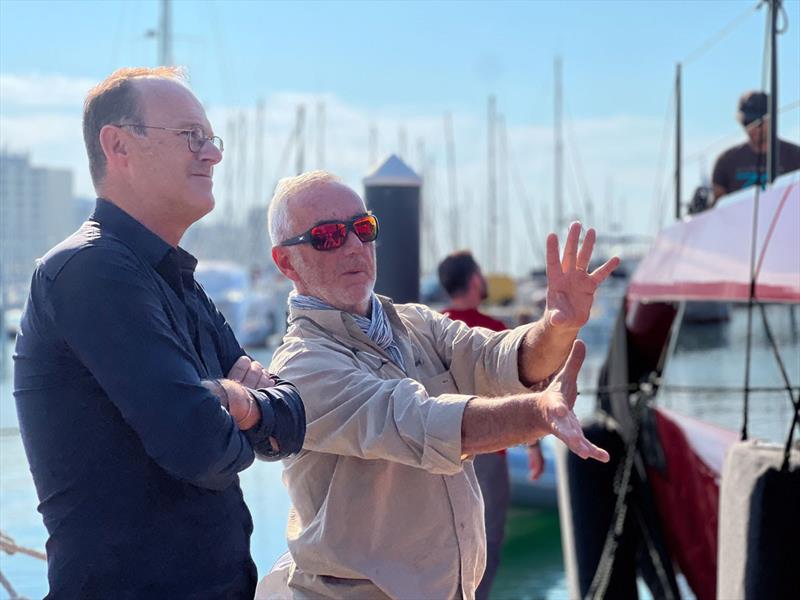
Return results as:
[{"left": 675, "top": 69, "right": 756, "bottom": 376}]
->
[{"left": 202, "top": 356, "right": 305, "bottom": 456}]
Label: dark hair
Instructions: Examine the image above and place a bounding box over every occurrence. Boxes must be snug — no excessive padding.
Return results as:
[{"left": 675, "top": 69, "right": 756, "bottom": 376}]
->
[
  {"left": 438, "top": 251, "right": 480, "bottom": 297},
  {"left": 82, "top": 66, "right": 185, "bottom": 188}
]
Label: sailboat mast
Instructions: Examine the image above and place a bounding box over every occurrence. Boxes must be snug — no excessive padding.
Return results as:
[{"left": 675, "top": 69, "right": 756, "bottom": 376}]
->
[
  {"left": 368, "top": 125, "right": 378, "bottom": 168},
  {"left": 487, "top": 95, "right": 497, "bottom": 271},
  {"left": 675, "top": 62, "right": 682, "bottom": 220},
  {"left": 253, "top": 99, "right": 265, "bottom": 206},
  {"left": 498, "top": 114, "right": 510, "bottom": 270},
  {"left": 554, "top": 56, "right": 563, "bottom": 233},
  {"left": 316, "top": 102, "right": 326, "bottom": 169},
  {"left": 295, "top": 105, "right": 306, "bottom": 175},
  {"left": 767, "top": 0, "right": 780, "bottom": 184},
  {"left": 159, "top": 0, "right": 173, "bottom": 65},
  {"left": 444, "top": 112, "right": 459, "bottom": 250}
]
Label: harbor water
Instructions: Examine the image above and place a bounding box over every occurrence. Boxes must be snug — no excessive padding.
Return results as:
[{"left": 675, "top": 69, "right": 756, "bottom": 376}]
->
[{"left": 1, "top": 302, "right": 797, "bottom": 599}]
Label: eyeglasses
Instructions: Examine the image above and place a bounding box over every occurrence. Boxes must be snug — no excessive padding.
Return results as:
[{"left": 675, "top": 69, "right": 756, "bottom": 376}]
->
[
  {"left": 115, "top": 123, "right": 224, "bottom": 153},
  {"left": 279, "top": 213, "right": 380, "bottom": 251}
]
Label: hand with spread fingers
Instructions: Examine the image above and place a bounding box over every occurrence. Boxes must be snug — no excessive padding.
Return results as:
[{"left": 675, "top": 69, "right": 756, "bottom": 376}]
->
[
  {"left": 545, "top": 222, "right": 620, "bottom": 331},
  {"left": 538, "top": 340, "right": 609, "bottom": 463}
]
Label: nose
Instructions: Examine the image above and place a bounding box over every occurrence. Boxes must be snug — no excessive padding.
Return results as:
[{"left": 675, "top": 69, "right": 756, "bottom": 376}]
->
[
  {"left": 199, "top": 140, "right": 223, "bottom": 166},
  {"left": 341, "top": 228, "right": 365, "bottom": 254}
]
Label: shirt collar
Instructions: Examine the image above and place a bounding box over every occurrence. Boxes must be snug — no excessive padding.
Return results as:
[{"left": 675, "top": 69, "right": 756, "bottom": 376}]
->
[{"left": 90, "top": 198, "right": 178, "bottom": 268}]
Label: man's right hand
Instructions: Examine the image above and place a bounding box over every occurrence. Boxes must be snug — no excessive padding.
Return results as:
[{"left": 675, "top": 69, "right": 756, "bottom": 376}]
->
[
  {"left": 536, "top": 340, "right": 609, "bottom": 463},
  {"left": 227, "top": 356, "right": 276, "bottom": 389}
]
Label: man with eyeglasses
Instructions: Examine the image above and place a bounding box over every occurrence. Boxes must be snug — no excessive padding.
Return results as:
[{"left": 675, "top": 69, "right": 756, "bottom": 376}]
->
[
  {"left": 258, "top": 170, "right": 618, "bottom": 600},
  {"left": 13, "top": 67, "right": 305, "bottom": 598}
]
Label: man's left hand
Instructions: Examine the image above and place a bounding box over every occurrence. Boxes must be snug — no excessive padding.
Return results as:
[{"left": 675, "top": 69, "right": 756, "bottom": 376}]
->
[
  {"left": 545, "top": 222, "right": 620, "bottom": 331},
  {"left": 227, "top": 356, "right": 276, "bottom": 389}
]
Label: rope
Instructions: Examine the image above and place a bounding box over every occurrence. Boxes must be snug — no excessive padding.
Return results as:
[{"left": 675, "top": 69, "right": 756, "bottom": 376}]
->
[
  {"left": 0, "top": 570, "right": 22, "bottom": 600},
  {"left": 584, "top": 390, "right": 649, "bottom": 600},
  {"left": 0, "top": 531, "right": 46, "bottom": 600},
  {"left": 580, "top": 383, "right": 800, "bottom": 397},
  {"left": 0, "top": 531, "right": 47, "bottom": 561},
  {"left": 757, "top": 303, "right": 800, "bottom": 470}
]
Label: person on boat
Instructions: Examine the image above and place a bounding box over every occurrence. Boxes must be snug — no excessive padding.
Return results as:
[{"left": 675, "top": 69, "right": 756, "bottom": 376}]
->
[
  {"left": 437, "top": 249, "right": 546, "bottom": 600},
  {"left": 12, "top": 66, "right": 306, "bottom": 599},
  {"left": 711, "top": 90, "right": 800, "bottom": 205},
  {"left": 257, "top": 170, "right": 617, "bottom": 600}
]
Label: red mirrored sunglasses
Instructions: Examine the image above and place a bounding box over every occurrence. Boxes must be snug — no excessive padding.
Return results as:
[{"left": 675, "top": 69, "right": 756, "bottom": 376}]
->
[{"left": 279, "top": 213, "right": 380, "bottom": 251}]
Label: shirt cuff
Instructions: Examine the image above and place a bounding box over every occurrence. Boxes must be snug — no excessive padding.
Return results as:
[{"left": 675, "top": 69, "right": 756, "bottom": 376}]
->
[{"left": 245, "top": 378, "right": 306, "bottom": 461}]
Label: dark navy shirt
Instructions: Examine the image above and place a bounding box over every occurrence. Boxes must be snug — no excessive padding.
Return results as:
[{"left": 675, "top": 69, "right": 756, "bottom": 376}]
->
[{"left": 13, "top": 199, "right": 305, "bottom": 599}]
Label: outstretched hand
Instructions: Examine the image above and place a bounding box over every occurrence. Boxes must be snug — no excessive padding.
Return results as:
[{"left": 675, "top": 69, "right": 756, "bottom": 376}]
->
[
  {"left": 537, "top": 340, "right": 609, "bottom": 463},
  {"left": 545, "top": 222, "right": 620, "bottom": 330}
]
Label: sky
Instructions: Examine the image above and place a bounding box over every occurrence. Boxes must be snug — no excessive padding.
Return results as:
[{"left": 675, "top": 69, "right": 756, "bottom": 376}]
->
[{"left": 1, "top": 0, "right": 799, "bottom": 274}]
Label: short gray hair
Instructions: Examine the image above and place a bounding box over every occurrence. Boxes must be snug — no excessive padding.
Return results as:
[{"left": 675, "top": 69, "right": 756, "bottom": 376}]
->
[{"left": 268, "top": 170, "right": 341, "bottom": 246}]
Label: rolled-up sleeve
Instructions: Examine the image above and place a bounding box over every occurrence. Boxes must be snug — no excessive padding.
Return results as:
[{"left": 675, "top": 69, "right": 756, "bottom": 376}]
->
[
  {"left": 49, "top": 247, "right": 255, "bottom": 491},
  {"left": 421, "top": 306, "right": 536, "bottom": 396},
  {"left": 271, "top": 341, "right": 471, "bottom": 475}
]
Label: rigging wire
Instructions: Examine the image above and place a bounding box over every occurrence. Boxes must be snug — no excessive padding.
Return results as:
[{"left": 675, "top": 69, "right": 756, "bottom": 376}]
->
[
  {"left": 741, "top": 0, "right": 774, "bottom": 442},
  {"left": 563, "top": 99, "right": 594, "bottom": 223},
  {"left": 507, "top": 143, "right": 547, "bottom": 266},
  {"left": 757, "top": 303, "right": 800, "bottom": 469},
  {"left": 109, "top": 0, "right": 129, "bottom": 69},
  {"left": 649, "top": 92, "right": 676, "bottom": 233},
  {"left": 681, "top": 1, "right": 762, "bottom": 66},
  {"left": 204, "top": 0, "right": 239, "bottom": 106}
]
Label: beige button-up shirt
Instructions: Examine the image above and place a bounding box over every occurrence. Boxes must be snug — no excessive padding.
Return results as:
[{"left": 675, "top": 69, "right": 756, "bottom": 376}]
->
[{"left": 267, "top": 297, "right": 536, "bottom": 599}]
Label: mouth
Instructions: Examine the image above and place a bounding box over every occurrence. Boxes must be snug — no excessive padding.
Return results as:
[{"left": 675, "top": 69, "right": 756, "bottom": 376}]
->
[{"left": 192, "top": 173, "right": 213, "bottom": 179}]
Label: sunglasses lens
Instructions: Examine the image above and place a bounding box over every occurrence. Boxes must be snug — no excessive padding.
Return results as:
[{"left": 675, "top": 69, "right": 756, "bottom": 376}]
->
[
  {"left": 310, "top": 223, "right": 347, "bottom": 251},
  {"left": 353, "top": 216, "right": 379, "bottom": 243}
]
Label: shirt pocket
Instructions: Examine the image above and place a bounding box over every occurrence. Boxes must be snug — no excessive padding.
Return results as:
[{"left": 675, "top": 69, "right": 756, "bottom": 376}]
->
[{"left": 420, "top": 369, "right": 458, "bottom": 396}]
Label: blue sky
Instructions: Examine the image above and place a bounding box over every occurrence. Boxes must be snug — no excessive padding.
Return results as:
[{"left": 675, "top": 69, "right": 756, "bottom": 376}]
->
[{"left": 1, "top": 0, "right": 799, "bottom": 273}]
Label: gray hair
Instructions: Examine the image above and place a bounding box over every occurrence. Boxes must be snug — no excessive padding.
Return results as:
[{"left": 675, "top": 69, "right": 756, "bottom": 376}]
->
[{"left": 268, "top": 170, "right": 342, "bottom": 246}]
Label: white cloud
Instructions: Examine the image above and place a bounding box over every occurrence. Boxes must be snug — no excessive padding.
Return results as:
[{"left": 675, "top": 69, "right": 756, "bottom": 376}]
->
[
  {"left": 0, "top": 73, "right": 96, "bottom": 110},
  {"left": 1, "top": 72, "right": 722, "bottom": 274}
]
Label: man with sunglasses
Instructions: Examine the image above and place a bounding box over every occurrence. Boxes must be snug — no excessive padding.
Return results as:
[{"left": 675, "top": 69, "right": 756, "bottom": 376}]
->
[
  {"left": 13, "top": 67, "right": 305, "bottom": 598},
  {"left": 260, "top": 170, "right": 618, "bottom": 600},
  {"left": 711, "top": 91, "right": 800, "bottom": 205}
]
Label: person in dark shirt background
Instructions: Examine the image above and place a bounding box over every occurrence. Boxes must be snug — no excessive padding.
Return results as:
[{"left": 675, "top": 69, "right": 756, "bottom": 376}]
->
[
  {"left": 711, "top": 90, "right": 800, "bottom": 205},
  {"left": 438, "top": 250, "right": 545, "bottom": 600},
  {"left": 13, "top": 66, "right": 305, "bottom": 599}
]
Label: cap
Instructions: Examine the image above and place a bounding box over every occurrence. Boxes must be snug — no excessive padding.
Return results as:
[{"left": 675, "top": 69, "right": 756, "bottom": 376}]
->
[{"left": 737, "top": 91, "right": 768, "bottom": 126}]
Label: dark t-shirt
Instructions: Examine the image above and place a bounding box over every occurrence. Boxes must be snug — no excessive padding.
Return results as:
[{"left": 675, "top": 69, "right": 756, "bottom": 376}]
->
[{"left": 712, "top": 139, "right": 800, "bottom": 196}]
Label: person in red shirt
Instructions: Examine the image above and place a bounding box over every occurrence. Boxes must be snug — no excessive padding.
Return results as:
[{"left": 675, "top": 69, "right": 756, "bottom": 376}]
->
[{"left": 438, "top": 250, "right": 545, "bottom": 600}]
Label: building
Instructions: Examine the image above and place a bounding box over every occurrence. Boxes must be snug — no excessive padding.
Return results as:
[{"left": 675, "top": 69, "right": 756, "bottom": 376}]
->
[{"left": 0, "top": 151, "right": 74, "bottom": 306}]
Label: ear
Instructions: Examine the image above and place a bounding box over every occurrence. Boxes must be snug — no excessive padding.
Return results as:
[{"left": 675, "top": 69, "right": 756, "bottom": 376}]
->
[
  {"left": 272, "top": 246, "right": 302, "bottom": 284},
  {"left": 469, "top": 271, "right": 482, "bottom": 293},
  {"left": 98, "top": 124, "right": 130, "bottom": 171}
]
